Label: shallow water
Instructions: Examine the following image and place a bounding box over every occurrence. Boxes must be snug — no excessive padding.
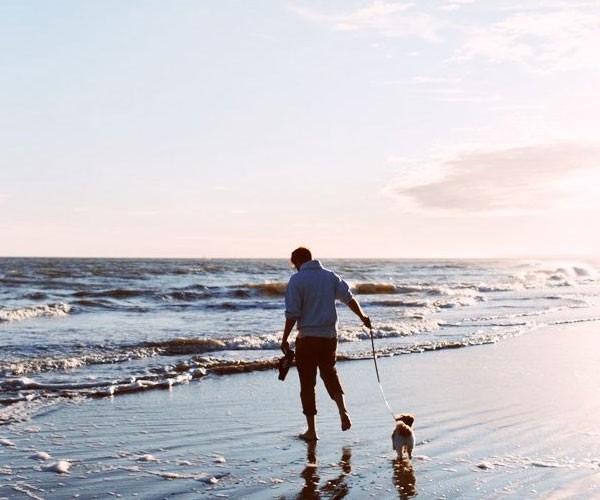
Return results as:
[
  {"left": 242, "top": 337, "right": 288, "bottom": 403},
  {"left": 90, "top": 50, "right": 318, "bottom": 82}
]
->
[{"left": 1, "top": 320, "right": 599, "bottom": 499}]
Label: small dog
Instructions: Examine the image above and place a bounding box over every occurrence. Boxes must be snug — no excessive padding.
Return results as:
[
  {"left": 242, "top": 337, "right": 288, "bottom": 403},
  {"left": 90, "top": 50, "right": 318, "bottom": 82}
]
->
[{"left": 391, "top": 414, "right": 415, "bottom": 459}]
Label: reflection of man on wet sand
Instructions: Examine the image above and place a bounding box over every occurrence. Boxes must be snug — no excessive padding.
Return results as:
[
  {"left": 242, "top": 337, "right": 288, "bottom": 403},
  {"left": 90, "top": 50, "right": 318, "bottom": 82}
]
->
[{"left": 299, "top": 443, "right": 352, "bottom": 500}]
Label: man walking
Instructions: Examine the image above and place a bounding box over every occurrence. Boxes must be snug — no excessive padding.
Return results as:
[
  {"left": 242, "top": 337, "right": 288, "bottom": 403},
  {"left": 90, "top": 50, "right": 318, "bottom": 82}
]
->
[{"left": 281, "top": 247, "right": 371, "bottom": 441}]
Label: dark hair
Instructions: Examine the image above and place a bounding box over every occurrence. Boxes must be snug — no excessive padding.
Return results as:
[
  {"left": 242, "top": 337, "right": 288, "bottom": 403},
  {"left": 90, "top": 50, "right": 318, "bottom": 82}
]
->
[{"left": 291, "top": 247, "right": 312, "bottom": 266}]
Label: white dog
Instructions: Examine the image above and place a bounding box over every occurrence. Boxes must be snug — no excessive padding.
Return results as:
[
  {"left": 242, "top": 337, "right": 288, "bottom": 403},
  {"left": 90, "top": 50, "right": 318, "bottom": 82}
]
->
[{"left": 391, "top": 414, "right": 415, "bottom": 459}]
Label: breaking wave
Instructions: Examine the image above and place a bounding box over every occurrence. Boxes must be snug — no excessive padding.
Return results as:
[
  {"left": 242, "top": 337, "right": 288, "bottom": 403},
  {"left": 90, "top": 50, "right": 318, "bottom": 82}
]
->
[{"left": 0, "top": 303, "right": 71, "bottom": 323}]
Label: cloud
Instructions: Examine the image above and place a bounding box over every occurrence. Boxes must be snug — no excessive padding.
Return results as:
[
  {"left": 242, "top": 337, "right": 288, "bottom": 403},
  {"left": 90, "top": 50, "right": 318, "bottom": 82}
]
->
[
  {"left": 381, "top": 75, "right": 500, "bottom": 103},
  {"left": 456, "top": 5, "right": 600, "bottom": 71},
  {"left": 385, "top": 143, "right": 600, "bottom": 215},
  {"left": 288, "top": 1, "right": 445, "bottom": 42},
  {"left": 289, "top": 2, "right": 600, "bottom": 72},
  {"left": 439, "top": 0, "right": 475, "bottom": 13}
]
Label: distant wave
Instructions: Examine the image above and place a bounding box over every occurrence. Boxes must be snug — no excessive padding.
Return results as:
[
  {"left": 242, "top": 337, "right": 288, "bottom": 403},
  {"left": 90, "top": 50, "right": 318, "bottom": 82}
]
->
[
  {"left": 515, "top": 261, "right": 599, "bottom": 287},
  {"left": 353, "top": 283, "right": 456, "bottom": 295},
  {"left": 72, "top": 288, "right": 151, "bottom": 299},
  {"left": 244, "top": 282, "right": 287, "bottom": 297},
  {"left": 69, "top": 282, "right": 289, "bottom": 302},
  {"left": 0, "top": 303, "right": 71, "bottom": 323},
  {"left": 354, "top": 282, "right": 488, "bottom": 298},
  {"left": 144, "top": 338, "right": 227, "bottom": 355},
  {"left": 354, "top": 283, "right": 401, "bottom": 294}
]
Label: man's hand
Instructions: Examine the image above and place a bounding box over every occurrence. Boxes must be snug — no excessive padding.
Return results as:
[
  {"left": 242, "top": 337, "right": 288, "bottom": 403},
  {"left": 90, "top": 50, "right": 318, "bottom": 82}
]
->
[
  {"left": 361, "top": 315, "right": 372, "bottom": 329},
  {"left": 281, "top": 339, "right": 290, "bottom": 354}
]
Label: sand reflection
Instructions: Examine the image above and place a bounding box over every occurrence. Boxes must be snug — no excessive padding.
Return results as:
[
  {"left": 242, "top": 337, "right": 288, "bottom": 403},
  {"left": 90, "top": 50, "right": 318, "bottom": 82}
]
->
[
  {"left": 392, "top": 457, "right": 417, "bottom": 499},
  {"left": 298, "top": 443, "right": 352, "bottom": 499}
]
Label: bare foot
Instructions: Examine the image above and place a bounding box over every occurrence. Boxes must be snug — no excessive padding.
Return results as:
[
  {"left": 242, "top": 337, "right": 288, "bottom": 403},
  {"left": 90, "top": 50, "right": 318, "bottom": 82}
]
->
[
  {"left": 299, "top": 430, "right": 319, "bottom": 441},
  {"left": 340, "top": 412, "right": 352, "bottom": 431}
]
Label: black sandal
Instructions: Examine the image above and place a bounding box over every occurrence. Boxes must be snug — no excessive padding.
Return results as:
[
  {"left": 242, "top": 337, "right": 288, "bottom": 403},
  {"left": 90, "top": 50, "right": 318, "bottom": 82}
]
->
[{"left": 277, "top": 349, "right": 295, "bottom": 381}]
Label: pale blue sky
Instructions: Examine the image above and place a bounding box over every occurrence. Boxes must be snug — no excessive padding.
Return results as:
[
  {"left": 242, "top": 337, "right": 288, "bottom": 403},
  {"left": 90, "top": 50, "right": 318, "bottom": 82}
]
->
[{"left": 1, "top": 1, "right": 599, "bottom": 258}]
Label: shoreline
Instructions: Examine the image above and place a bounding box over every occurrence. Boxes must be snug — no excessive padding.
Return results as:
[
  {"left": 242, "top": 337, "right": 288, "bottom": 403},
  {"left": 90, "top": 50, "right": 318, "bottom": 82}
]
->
[{"left": 1, "top": 320, "right": 600, "bottom": 499}]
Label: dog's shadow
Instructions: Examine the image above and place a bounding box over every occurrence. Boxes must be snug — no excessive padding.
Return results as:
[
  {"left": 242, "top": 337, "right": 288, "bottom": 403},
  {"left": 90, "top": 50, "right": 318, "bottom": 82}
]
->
[
  {"left": 392, "top": 457, "right": 417, "bottom": 499},
  {"left": 298, "top": 442, "right": 352, "bottom": 499}
]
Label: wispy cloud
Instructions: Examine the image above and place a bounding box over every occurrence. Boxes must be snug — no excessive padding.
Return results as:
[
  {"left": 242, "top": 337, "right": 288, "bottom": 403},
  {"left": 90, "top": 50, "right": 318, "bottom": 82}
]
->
[
  {"left": 455, "top": 5, "right": 600, "bottom": 71},
  {"left": 289, "top": 1, "right": 600, "bottom": 72},
  {"left": 381, "top": 75, "right": 499, "bottom": 103},
  {"left": 288, "top": 1, "right": 445, "bottom": 42},
  {"left": 385, "top": 143, "right": 600, "bottom": 215},
  {"left": 439, "top": 0, "right": 475, "bottom": 13}
]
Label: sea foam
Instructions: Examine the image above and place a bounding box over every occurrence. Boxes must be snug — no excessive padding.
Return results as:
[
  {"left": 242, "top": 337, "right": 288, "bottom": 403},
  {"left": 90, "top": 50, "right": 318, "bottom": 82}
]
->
[
  {"left": 42, "top": 460, "right": 72, "bottom": 474},
  {"left": 0, "top": 302, "right": 71, "bottom": 322}
]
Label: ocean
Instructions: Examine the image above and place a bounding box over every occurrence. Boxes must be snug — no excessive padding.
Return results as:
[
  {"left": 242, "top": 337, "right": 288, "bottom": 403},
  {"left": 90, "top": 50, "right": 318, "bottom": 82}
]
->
[{"left": 1, "top": 257, "right": 599, "bottom": 424}]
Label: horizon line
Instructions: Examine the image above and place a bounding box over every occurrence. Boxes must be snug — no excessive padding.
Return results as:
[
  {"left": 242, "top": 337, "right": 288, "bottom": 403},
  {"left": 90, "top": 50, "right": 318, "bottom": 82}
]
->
[{"left": 0, "top": 254, "right": 596, "bottom": 261}]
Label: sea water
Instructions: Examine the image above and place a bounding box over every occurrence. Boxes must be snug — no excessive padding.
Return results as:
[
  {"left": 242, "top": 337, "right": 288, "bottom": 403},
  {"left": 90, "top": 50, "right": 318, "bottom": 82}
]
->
[{"left": 1, "top": 257, "right": 599, "bottom": 422}]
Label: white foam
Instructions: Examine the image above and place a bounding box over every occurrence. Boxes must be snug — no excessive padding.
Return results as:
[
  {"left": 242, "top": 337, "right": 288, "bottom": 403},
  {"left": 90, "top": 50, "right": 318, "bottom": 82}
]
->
[
  {"left": 42, "top": 460, "right": 72, "bottom": 474},
  {"left": 530, "top": 460, "right": 562, "bottom": 468},
  {"left": 136, "top": 454, "right": 158, "bottom": 462},
  {"left": 516, "top": 261, "right": 599, "bottom": 288},
  {"left": 338, "top": 318, "right": 440, "bottom": 343},
  {"left": 223, "top": 333, "right": 282, "bottom": 350},
  {"left": 0, "top": 438, "right": 16, "bottom": 447},
  {"left": 0, "top": 302, "right": 71, "bottom": 322},
  {"left": 159, "top": 471, "right": 184, "bottom": 479},
  {"left": 488, "top": 454, "right": 586, "bottom": 470},
  {"left": 30, "top": 451, "right": 52, "bottom": 461},
  {"left": 0, "top": 397, "right": 62, "bottom": 425},
  {"left": 11, "top": 483, "right": 45, "bottom": 500}
]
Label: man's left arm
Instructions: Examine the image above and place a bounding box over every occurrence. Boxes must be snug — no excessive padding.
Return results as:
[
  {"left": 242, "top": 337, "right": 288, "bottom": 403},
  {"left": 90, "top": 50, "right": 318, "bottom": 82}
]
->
[
  {"left": 336, "top": 277, "right": 372, "bottom": 329},
  {"left": 347, "top": 298, "right": 372, "bottom": 329}
]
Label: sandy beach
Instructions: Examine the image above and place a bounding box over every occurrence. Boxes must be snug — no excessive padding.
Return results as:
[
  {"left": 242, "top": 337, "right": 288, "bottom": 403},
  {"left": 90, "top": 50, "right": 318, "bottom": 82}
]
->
[{"left": 2, "top": 318, "right": 600, "bottom": 499}]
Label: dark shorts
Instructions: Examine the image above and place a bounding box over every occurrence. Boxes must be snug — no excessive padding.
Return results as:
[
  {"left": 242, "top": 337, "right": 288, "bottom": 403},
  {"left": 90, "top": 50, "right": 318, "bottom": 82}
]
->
[{"left": 295, "top": 336, "right": 343, "bottom": 416}]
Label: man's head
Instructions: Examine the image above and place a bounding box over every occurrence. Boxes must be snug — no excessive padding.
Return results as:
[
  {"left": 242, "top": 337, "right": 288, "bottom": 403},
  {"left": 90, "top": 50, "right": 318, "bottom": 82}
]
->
[{"left": 291, "top": 247, "right": 312, "bottom": 270}]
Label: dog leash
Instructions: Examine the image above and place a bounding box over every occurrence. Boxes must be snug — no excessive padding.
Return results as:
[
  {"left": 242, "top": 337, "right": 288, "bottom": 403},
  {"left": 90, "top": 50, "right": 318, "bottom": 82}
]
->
[{"left": 369, "top": 327, "right": 396, "bottom": 419}]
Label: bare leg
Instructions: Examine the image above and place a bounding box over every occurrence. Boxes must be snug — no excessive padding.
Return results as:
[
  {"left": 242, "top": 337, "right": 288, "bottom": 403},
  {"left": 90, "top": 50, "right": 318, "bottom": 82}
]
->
[
  {"left": 299, "top": 414, "right": 319, "bottom": 441},
  {"left": 333, "top": 392, "right": 352, "bottom": 431}
]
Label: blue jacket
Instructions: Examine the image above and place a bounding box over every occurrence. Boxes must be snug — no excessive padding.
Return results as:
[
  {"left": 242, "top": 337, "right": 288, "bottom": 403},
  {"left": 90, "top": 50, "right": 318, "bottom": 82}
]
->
[{"left": 285, "top": 260, "right": 353, "bottom": 338}]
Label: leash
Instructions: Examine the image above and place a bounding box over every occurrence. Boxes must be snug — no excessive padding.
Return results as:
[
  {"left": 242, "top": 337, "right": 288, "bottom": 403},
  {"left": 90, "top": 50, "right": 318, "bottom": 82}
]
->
[{"left": 369, "top": 327, "right": 396, "bottom": 419}]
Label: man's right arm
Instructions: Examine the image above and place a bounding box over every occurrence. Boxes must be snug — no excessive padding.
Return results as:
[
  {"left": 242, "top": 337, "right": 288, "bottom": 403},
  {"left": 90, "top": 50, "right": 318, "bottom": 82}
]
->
[
  {"left": 281, "top": 317, "right": 297, "bottom": 354},
  {"left": 282, "top": 277, "right": 300, "bottom": 354}
]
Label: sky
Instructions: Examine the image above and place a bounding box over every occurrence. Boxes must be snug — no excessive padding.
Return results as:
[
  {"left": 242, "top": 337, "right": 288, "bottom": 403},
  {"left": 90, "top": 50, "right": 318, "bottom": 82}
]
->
[{"left": 1, "top": 0, "right": 599, "bottom": 258}]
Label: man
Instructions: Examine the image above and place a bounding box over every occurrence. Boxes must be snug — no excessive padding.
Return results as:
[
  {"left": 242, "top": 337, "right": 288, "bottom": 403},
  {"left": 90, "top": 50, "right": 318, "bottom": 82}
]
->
[{"left": 281, "top": 247, "right": 372, "bottom": 441}]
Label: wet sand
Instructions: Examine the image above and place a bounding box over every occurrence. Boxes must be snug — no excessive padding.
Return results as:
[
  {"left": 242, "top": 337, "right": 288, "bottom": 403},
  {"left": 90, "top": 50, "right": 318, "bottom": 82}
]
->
[{"left": 1, "top": 320, "right": 600, "bottom": 499}]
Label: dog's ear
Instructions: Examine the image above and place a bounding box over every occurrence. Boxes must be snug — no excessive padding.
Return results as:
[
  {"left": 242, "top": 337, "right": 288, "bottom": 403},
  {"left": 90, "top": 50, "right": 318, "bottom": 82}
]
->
[{"left": 402, "top": 414, "right": 415, "bottom": 427}]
